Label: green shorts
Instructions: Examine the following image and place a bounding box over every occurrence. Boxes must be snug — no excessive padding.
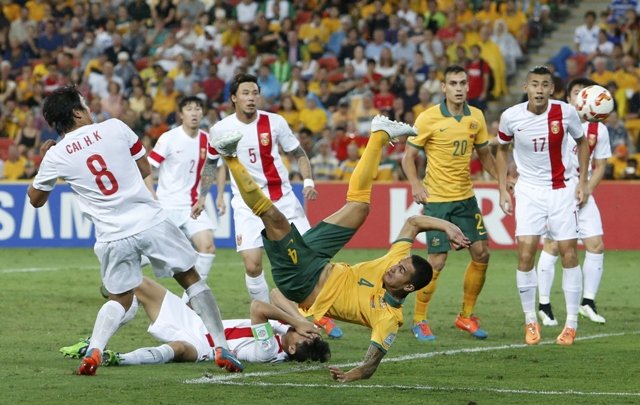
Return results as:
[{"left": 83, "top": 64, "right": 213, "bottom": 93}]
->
[
  {"left": 424, "top": 196, "right": 488, "bottom": 254},
  {"left": 262, "top": 221, "right": 357, "bottom": 303}
]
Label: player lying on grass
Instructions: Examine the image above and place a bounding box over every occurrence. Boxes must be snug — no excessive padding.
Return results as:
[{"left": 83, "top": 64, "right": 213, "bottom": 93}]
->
[
  {"left": 61, "top": 277, "right": 329, "bottom": 365},
  {"left": 210, "top": 115, "right": 470, "bottom": 382}
]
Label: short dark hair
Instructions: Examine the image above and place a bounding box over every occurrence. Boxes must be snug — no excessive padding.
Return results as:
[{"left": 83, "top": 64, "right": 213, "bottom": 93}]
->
[
  {"left": 178, "top": 95, "right": 204, "bottom": 111},
  {"left": 585, "top": 10, "right": 596, "bottom": 20},
  {"left": 527, "top": 65, "right": 553, "bottom": 81},
  {"left": 230, "top": 73, "right": 260, "bottom": 108},
  {"left": 444, "top": 64, "right": 466, "bottom": 79},
  {"left": 566, "top": 78, "right": 597, "bottom": 96},
  {"left": 230, "top": 73, "right": 260, "bottom": 98},
  {"left": 288, "top": 336, "right": 331, "bottom": 363},
  {"left": 42, "top": 85, "right": 85, "bottom": 135},
  {"left": 409, "top": 254, "right": 433, "bottom": 292}
]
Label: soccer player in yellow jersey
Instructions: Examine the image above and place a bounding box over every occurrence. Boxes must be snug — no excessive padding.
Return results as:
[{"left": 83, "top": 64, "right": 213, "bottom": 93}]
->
[
  {"left": 402, "top": 64, "right": 497, "bottom": 341},
  {"left": 210, "top": 115, "right": 470, "bottom": 382}
]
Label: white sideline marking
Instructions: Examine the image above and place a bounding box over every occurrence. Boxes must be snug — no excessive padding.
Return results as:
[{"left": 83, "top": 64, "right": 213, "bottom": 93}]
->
[
  {"left": 186, "top": 331, "right": 640, "bottom": 394},
  {"left": 189, "top": 380, "right": 640, "bottom": 397}
]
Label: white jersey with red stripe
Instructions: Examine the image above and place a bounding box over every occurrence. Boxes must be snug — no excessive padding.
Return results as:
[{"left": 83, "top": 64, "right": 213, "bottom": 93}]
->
[
  {"left": 498, "top": 100, "right": 583, "bottom": 189},
  {"left": 148, "top": 126, "right": 210, "bottom": 209},
  {"left": 222, "top": 319, "right": 290, "bottom": 363},
  {"left": 567, "top": 121, "right": 612, "bottom": 179},
  {"left": 32, "top": 118, "right": 164, "bottom": 242},
  {"left": 208, "top": 111, "right": 299, "bottom": 201}
]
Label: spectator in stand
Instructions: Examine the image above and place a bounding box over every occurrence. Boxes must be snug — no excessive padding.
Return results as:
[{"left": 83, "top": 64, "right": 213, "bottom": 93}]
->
[
  {"left": 337, "top": 27, "right": 364, "bottom": 62},
  {"left": 595, "top": 29, "right": 615, "bottom": 56},
  {"left": 385, "top": 14, "right": 401, "bottom": 45},
  {"left": 235, "top": 0, "right": 259, "bottom": 27},
  {"left": 437, "top": 12, "right": 461, "bottom": 47},
  {"left": 376, "top": 47, "right": 398, "bottom": 81},
  {"left": 14, "top": 111, "right": 40, "bottom": 156},
  {"left": 389, "top": 97, "right": 407, "bottom": 123},
  {"left": 330, "top": 99, "right": 353, "bottom": 130},
  {"left": 606, "top": 111, "right": 634, "bottom": 152},
  {"left": 104, "top": 34, "right": 131, "bottom": 66},
  {"left": 3, "top": 144, "right": 27, "bottom": 181},
  {"left": 353, "top": 92, "right": 380, "bottom": 135},
  {"left": 492, "top": 19, "right": 523, "bottom": 78},
  {"left": 298, "top": 94, "right": 327, "bottom": 135},
  {"left": 466, "top": 45, "right": 490, "bottom": 111},
  {"left": 590, "top": 56, "right": 615, "bottom": 86},
  {"left": 101, "top": 81, "right": 125, "bottom": 119},
  {"left": 478, "top": 25, "right": 507, "bottom": 99},
  {"left": 146, "top": 111, "right": 169, "bottom": 142},
  {"left": 476, "top": 0, "right": 500, "bottom": 25},
  {"left": 38, "top": 19, "right": 64, "bottom": 54},
  {"left": 502, "top": 0, "right": 529, "bottom": 50},
  {"left": 310, "top": 138, "right": 339, "bottom": 181},
  {"left": 217, "top": 46, "right": 244, "bottom": 84},
  {"left": 366, "top": 0, "right": 391, "bottom": 37},
  {"left": 373, "top": 78, "right": 395, "bottom": 114},
  {"left": 365, "top": 28, "right": 392, "bottom": 62},
  {"left": 392, "top": 28, "right": 417, "bottom": 68},
  {"left": 257, "top": 64, "right": 281, "bottom": 109},
  {"left": 349, "top": 45, "right": 368, "bottom": 79},
  {"left": 153, "top": 78, "right": 179, "bottom": 120},
  {"left": 279, "top": 95, "right": 300, "bottom": 129},
  {"left": 336, "top": 142, "right": 360, "bottom": 182},
  {"left": 127, "top": 0, "right": 151, "bottom": 23},
  {"left": 114, "top": 52, "right": 136, "bottom": 90},
  {"left": 174, "top": 61, "right": 198, "bottom": 96},
  {"left": 419, "top": 28, "right": 444, "bottom": 69},
  {"left": 575, "top": 11, "right": 600, "bottom": 55},
  {"left": 201, "top": 64, "right": 225, "bottom": 105},
  {"left": 413, "top": 86, "right": 434, "bottom": 118},
  {"left": 424, "top": 0, "right": 447, "bottom": 34}
]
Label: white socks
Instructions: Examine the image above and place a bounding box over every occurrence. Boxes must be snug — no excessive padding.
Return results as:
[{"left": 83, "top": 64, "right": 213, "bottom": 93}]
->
[
  {"left": 562, "top": 265, "right": 582, "bottom": 329},
  {"left": 516, "top": 269, "right": 538, "bottom": 324},
  {"left": 195, "top": 253, "right": 215, "bottom": 280},
  {"left": 119, "top": 344, "right": 174, "bottom": 365},
  {"left": 120, "top": 296, "right": 139, "bottom": 326},
  {"left": 186, "top": 279, "right": 228, "bottom": 349},
  {"left": 87, "top": 300, "right": 126, "bottom": 354},
  {"left": 245, "top": 273, "right": 270, "bottom": 303},
  {"left": 583, "top": 251, "right": 604, "bottom": 300},
  {"left": 536, "top": 250, "right": 558, "bottom": 305},
  {"left": 182, "top": 253, "right": 216, "bottom": 304}
]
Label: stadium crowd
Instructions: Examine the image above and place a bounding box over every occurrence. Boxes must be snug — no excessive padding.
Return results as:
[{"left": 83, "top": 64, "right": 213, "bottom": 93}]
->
[{"left": 0, "top": 0, "right": 638, "bottom": 182}]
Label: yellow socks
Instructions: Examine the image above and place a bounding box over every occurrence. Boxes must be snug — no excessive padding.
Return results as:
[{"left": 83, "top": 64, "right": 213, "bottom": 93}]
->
[
  {"left": 461, "top": 260, "right": 488, "bottom": 318},
  {"left": 346, "top": 130, "right": 388, "bottom": 203},
  {"left": 413, "top": 270, "right": 441, "bottom": 324},
  {"left": 223, "top": 156, "right": 273, "bottom": 216}
]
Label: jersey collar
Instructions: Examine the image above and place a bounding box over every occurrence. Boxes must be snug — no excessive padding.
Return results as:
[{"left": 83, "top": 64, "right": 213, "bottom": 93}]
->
[
  {"left": 439, "top": 101, "right": 471, "bottom": 122},
  {"left": 383, "top": 291, "right": 405, "bottom": 308}
]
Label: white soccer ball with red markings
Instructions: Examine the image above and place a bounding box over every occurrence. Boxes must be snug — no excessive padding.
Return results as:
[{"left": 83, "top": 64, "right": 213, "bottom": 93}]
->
[{"left": 575, "top": 85, "right": 614, "bottom": 122}]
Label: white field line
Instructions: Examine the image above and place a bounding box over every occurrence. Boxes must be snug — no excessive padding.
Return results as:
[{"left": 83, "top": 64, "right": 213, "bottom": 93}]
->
[
  {"left": 189, "top": 380, "right": 640, "bottom": 397},
  {"left": 186, "top": 331, "right": 640, "bottom": 393}
]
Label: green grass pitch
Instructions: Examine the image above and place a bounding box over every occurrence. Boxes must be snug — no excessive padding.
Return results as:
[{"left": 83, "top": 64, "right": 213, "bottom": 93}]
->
[{"left": 0, "top": 248, "right": 638, "bottom": 404}]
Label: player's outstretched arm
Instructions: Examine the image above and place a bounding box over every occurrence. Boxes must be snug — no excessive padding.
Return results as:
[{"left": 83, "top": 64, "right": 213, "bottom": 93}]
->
[
  {"left": 250, "top": 300, "right": 319, "bottom": 338},
  {"left": 396, "top": 215, "right": 470, "bottom": 249},
  {"left": 329, "top": 344, "right": 385, "bottom": 383},
  {"left": 291, "top": 146, "right": 318, "bottom": 200}
]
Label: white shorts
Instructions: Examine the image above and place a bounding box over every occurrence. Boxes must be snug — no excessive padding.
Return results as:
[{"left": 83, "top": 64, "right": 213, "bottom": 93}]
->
[
  {"left": 164, "top": 207, "right": 216, "bottom": 239},
  {"left": 94, "top": 220, "right": 197, "bottom": 294},
  {"left": 514, "top": 180, "right": 579, "bottom": 241},
  {"left": 577, "top": 195, "right": 603, "bottom": 239},
  {"left": 147, "top": 291, "right": 214, "bottom": 362},
  {"left": 231, "top": 191, "right": 310, "bottom": 251}
]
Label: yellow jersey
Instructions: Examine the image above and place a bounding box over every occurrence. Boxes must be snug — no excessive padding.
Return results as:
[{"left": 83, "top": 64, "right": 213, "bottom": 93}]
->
[
  {"left": 410, "top": 101, "right": 489, "bottom": 202},
  {"left": 305, "top": 240, "right": 412, "bottom": 353}
]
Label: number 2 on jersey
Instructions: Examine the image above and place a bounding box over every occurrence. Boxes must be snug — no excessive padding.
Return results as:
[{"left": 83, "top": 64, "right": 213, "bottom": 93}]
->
[{"left": 86, "top": 154, "right": 119, "bottom": 195}]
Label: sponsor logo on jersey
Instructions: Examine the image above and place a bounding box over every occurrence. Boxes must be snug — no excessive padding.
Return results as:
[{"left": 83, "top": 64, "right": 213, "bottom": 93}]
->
[
  {"left": 550, "top": 120, "right": 560, "bottom": 134},
  {"left": 236, "top": 234, "right": 243, "bottom": 246},
  {"left": 259, "top": 132, "right": 271, "bottom": 146},
  {"left": 469, "top": 120, "right": 478, "bottom": 130}
]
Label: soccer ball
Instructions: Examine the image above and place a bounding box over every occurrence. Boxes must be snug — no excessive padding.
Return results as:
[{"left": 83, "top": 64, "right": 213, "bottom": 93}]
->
[{"left": 575, "top": 85, "right": 614, "bottom": 122}]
